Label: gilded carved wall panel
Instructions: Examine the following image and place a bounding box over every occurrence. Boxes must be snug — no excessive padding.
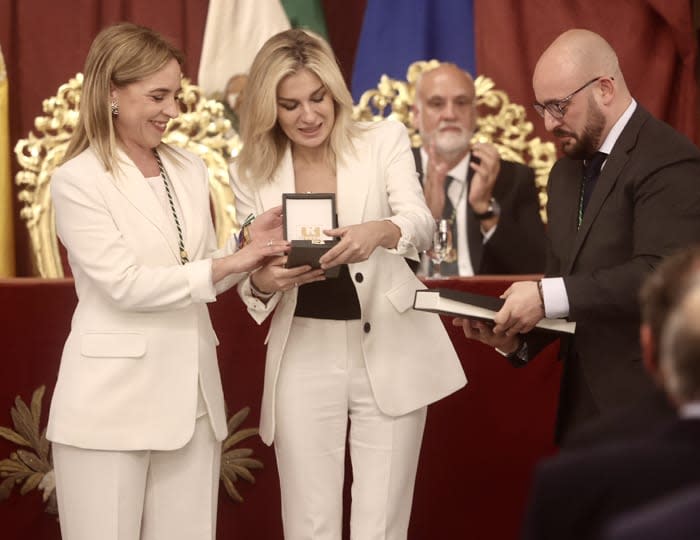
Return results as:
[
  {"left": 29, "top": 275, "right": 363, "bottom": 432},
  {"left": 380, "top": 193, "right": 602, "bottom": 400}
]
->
[
  {"left": 353, "top": 60, "right": 556, "bottom": 222},
  {"left": 14, "top": 75, "right": 241, "bottom": 278}
]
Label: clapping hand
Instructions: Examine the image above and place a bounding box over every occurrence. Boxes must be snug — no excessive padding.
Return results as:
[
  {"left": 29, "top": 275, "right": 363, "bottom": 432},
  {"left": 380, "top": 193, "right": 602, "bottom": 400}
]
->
[{"left": 468, "top": 143, "right": 500, "bottom": 212}]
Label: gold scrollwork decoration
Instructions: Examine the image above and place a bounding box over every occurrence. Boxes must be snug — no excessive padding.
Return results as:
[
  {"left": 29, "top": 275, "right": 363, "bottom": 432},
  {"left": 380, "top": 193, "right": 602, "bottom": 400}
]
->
[
  {"left": 0, "top": 387, "right": 263, "bottom": 515},
  {"left": 0, "top": 386, "right": 56, "bottom": 514},
  {"left": 352, "top": 60, "right": 556, "bottom": 222},
  {"left": 220, "top": 405, "right": 264, "bottom": 503},
  {"left": 14, "top": 75, "right": 243, "bottom": 278}
]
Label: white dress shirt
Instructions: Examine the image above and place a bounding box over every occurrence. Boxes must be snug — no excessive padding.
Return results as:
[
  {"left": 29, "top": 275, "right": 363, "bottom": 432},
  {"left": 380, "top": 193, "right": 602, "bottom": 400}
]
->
[
  {"left": 542, "top": 99, "right": 638, "bottom": 318},
  {"left": 418, "top": 149, "right": 497, "bottom": 276}
]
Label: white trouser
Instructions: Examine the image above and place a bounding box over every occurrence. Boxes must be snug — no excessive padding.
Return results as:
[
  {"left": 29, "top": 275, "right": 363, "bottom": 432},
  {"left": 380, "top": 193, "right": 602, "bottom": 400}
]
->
[
  {"left": 275, "top": 317, "right": 427, "bottom": 540},
  {"left": 52, "top": 414, "right": 221, "bottom": 540}
]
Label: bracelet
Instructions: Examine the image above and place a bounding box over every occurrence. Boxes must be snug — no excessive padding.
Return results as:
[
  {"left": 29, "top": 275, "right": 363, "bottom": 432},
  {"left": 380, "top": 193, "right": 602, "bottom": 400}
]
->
[
  {"left": 536, "top": 280, "right": 545, "bottom": 309},
  {"left": 249, "top": 275, "right": 274, "bottom": 301},
  {"left": 236, "top": 213, "right": 256, "bottom": 249}
]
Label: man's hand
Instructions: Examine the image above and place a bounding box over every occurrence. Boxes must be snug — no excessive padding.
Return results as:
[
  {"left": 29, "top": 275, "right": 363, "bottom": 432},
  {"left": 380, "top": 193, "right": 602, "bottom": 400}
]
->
[
  {"left": 492, "top": 281, "right": 545, "bottom": 336},
  {"left": 452, "top": 317, "right": 521, "bottom": 352},
  {"left": 468, "top": 143, "right": 500, "bottom": 212},
  {"left": 423, "top": 139, "right": 452, "bottom": 219}
]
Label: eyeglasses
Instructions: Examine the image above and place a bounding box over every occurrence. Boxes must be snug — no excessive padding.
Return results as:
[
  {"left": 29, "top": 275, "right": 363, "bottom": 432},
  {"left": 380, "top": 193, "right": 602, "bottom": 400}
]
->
[{"left": 533, "top": 77, "right": 606, "bottom": 119}]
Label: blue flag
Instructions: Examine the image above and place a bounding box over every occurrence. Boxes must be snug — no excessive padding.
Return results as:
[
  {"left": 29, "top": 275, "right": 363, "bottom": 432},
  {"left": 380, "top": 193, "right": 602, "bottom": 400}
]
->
[{"left": 351, "top": 0, "right": 475, "bottom": 102}]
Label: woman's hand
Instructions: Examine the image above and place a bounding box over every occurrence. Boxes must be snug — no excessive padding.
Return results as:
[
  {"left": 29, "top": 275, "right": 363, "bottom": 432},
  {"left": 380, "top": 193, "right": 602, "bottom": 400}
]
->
[
  {"left": 212, "top": 238, "right": 290, "bottom": 283},
  {"left": 248, "top": 205, "right": 284, "bottom": 243},
  {"left": 250, "top": 255, "right": 326, "bottom": 293},
  {"left": 320, "top": 220, "right": 400, "bottom": 269}
]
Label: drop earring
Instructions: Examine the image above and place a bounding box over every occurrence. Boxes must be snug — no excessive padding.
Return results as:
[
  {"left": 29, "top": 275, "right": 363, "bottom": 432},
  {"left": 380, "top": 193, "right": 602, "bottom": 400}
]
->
[{"left": 110, "top": 100, "right": 119, "bottom": 117}]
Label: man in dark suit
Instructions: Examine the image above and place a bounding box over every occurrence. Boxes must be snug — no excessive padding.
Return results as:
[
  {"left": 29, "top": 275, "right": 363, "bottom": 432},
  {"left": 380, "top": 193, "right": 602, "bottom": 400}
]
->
[
  {"left": 411, "top": 63, "right": 546, "bottom": 276},
  {"left": 602, "top": 486, "right": 700, "bottom": 540},
  {"left": 520, "top": 282, "right": 700, "bottom": 540},
  {"left": 565, "top": 247, "right": 700, "bottom": 449},
  {"left": 454, "top": 29, "right": 700, "bottom": 444}
]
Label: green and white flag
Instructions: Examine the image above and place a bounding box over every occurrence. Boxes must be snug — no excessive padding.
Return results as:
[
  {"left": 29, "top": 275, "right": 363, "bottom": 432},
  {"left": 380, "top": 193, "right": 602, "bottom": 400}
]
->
[{"left": 197, "top": 0, "right": 290, "bottom": 97}]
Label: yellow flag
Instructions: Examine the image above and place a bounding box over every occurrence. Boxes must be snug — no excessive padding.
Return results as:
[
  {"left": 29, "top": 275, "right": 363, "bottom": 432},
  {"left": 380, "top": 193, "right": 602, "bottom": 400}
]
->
[{"left": 0, "top": 45, "right": 15, "bottom": 276}]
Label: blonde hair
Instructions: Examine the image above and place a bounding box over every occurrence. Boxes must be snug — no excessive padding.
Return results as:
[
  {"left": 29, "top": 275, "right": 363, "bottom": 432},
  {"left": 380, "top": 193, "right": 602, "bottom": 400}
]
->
[
  {"left": 63, "top": 22, "right": 184, "bottom": 173},
  {"left": 236, "top": 29, "right": 359, "bottom": 186}
]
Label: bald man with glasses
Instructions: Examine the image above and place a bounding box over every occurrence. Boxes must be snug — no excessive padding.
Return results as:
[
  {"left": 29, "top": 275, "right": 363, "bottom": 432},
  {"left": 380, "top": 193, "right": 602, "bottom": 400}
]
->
[{"left": 454, "top": 29, "right": 700, "bottom": 446}]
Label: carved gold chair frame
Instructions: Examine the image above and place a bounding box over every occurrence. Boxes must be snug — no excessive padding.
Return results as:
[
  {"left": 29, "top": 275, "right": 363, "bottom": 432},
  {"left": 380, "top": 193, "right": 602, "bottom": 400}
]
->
[
  {"left": 353, "top": 60, "right": 556, "bottom": 222},
  {"left": 16, "top": 62, "right": 555, "bottom": 277},
  {"left": 15, "top": 74, "right": 242, "bottom": 278}
]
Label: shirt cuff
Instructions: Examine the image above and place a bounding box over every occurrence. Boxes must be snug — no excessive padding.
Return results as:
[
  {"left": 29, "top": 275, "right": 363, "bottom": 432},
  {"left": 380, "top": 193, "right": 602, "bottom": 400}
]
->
[
  {"left": 187, "top": 258, "right": 217, "bottom": 303},
  {"left": 541, "top": 277, "right": 570, "bottom": 319},
  {"left": 496, "top": 340, "right": 529, "bottom": 366},
  {"left": 481, "top": 224, "right": 497, "bottom": 243},
  {"left": 384, "top": 217, "right": 420, "bottom": 259}
]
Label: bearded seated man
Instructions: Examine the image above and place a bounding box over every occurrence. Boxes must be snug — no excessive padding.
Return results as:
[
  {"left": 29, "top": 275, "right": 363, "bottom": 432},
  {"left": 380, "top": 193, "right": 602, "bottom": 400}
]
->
[{"left": 410, "top": 63, "right": 546, "bottom": 276}]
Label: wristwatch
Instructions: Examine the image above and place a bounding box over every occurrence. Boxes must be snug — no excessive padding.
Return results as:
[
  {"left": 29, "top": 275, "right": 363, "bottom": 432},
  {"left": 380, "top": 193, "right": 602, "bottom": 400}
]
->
[{"left": 472, "top": 197, "right": 501, "bottom": 220}]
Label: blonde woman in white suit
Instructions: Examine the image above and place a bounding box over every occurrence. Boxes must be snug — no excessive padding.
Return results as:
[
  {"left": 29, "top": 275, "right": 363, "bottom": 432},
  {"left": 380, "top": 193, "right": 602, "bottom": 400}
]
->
[
  {"left": 46, "top": 23, "right": 287, "bottom": 540},
  {"left": 230, "top": 29, "right": 466, "bottom": 540}
]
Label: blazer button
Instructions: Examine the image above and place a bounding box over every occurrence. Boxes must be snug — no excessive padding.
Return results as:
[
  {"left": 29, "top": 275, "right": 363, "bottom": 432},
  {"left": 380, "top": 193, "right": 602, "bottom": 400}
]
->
[
  {"left": 363, "top": 322, "right": 371, "bottom": 333},
  {"left": 355, "top": 272, "right": 364, "bottom": 283}
]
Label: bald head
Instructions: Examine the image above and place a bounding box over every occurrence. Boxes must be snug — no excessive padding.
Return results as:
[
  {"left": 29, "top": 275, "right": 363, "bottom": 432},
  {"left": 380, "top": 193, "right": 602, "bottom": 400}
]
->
[
  {"left": 532, "top": 29, "right": 632, "bottom": 158},
  {"left": 535, "top": 30, "right": 622, "bottom": 88},
  {"left": 415, "top": 63, "right": 475, "bottom": 102}
]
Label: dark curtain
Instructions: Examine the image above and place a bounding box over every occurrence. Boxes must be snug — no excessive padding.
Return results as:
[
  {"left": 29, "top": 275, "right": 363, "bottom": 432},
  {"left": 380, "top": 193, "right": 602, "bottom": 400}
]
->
[
  {"left": 0, "top": 0, "right": 364, "bottom": 276},
  {"left": 474, "top": 0, "right": 697, "bottom": 148},
  {"left": 0, "top": 0, "right": 209, "bottom": 275},
  {"left": 0, "top": 0, "right": 695, "bottom": 275}
]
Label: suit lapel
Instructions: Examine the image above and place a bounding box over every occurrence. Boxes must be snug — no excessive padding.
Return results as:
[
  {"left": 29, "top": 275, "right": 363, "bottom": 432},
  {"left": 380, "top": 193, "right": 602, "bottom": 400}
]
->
[
  {"left": 414, "top": 146, "right": 481, "bottom": 272},
  {"left": 563, "top": 106, "right": 648, "bottom": 275},
  {"left": 253, "top": 141, "right": 369, "bottom": 228},
  {"left": 112, "top": 148, "right": 181, "bottom": 262},
  {"left": 258, "top": 145, "right": 296, "bottom": 212},
  {"left": 159, "top": 149, "right": 203, "bottom": 260},
  {"left": 337, "top": 136, "right": 370, "bottom": 227},
  {"left": 465, "top": 165, "right": 482, "bottom": 272}
]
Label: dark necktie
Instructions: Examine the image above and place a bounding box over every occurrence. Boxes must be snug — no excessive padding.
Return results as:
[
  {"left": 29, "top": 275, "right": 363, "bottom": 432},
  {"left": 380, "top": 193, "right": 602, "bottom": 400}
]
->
[
  {"left": 437, "top": 175, "right": 459, "bottom": 276},
  {"left": 442, "top": 175, "right": 456, "bottom": 220},
  {"left": 579, "top": 151, "right": 607, "bottom": 227}
]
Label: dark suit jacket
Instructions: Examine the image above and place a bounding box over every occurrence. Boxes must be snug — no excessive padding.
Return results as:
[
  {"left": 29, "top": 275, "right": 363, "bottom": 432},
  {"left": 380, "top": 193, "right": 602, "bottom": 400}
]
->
[
  {"left": 523, "top": 105, "right": 700, "bottom": 442},
  {"left": 412, "top": 148, "right": 546, "bottom": 274},
  {"left": 521, "top": 418, "right": 700, "bottom": 540},
  {"left": 602, "top": 485, "right": 700, "bottom": 540},
  {"left": 564, "top": 388, "right": 675, "bottom": 450}
]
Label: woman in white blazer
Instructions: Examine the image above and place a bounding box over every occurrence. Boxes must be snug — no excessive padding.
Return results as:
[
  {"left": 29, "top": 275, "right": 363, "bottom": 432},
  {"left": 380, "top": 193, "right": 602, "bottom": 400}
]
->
[
  {"left": 230, "top": 29, "right": 467, "bottom": 540},
  {"left": 46, "top": 23, "right": 287, "bottom": 540}
]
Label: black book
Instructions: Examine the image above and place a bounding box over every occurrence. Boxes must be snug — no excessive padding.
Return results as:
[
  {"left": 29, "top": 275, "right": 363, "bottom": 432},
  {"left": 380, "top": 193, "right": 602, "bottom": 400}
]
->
[{"left": 413, "top": 288, "right": 575, "bottom": 334}]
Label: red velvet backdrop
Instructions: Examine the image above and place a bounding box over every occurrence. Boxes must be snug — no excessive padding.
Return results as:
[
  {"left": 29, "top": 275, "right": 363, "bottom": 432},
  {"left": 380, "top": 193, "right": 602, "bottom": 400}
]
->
[
  {"left": 473, "top": 0, "right": 697, "bottom": 152},
  {"left": 0, "top": 0, "right": 696, "bottom": 276},
  {"left": 0, "top": 277, "right": 560, "bottom": 540}
]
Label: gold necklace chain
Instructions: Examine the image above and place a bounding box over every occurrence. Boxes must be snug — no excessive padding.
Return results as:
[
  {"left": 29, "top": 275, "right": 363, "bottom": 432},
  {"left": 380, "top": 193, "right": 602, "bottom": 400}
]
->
[{"left": 153, "top": 149, "right": 189, "bottom": 264}]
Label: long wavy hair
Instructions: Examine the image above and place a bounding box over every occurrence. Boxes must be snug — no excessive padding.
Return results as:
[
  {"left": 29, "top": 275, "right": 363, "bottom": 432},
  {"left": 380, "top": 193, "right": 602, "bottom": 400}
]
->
[
  {"left": 236, "top": 29, "right": 359, "bottom": 186},
  {"left": 63, "top": 22, "right": 184, "bottom": 173}
]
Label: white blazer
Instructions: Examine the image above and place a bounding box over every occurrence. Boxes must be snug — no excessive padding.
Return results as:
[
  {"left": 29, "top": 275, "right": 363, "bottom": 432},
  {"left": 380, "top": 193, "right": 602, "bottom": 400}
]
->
[
  {"left": 231, "top": 121, "right": 467, "bottom": 445},
  {"left": 47, "top": 145, "right": 242, "bottom": 451}
]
